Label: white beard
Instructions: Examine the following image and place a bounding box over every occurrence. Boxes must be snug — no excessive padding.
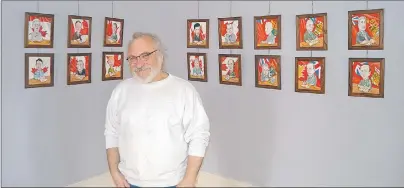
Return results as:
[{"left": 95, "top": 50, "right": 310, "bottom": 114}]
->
[{"left": 132, "top": 66, "right": 161, "bottom": 84}]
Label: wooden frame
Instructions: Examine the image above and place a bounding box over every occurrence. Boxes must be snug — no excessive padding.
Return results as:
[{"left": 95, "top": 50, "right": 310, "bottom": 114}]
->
[
  {"left": 295, "top": 57, "right": 325, "bottom": 94},
  {"left": 187, "top": 19, "right": 210, "bottom": 48},
  {"left": 103, "top": 17, "right": 124, "bottom": 47},
  {"left": 67, "top": 15, "right": 92, "bottom": 48},
  {"left": 67, "top": 53, "right": 92, "bottom": 85},
  {"left": 187, "top": 52, "right": 208, "bottom": 82},
  {"left": 296, "top": 13, "right": 328, "bottom": 51},
  {"left": 218, "top": 54, "right": 242, "bottom": 86},
  {"left": 254, "top": 15, "right": 282, "bottom": 49},
  {"left": 25, "top": 53, "right": 54, "bottom": 88},
  {"left": 348, "top": 9, "right": 384, "bottom": 50},
  {"left": 255, "top": 55, "right": 281, "bottom": 90},
  {"left": 348, "top": 58, "right": 384, "bottom": 98},
  {"left": 218, "top": 17, "right": 243, "bottom": 49},
  {"left": 102, "top": 51, "right": 124, "bottom": 81},
  {"left": 24, "top": 12, "right": 55, "bottom": 48}
]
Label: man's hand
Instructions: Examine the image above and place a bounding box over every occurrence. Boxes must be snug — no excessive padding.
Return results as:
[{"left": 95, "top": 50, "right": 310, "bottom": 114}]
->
[
  {"left": 177, "top": 178, "right": 197, "bottom": 187},
  {"left": 111, "top": 171, "right": 130, "bottom": 187}
]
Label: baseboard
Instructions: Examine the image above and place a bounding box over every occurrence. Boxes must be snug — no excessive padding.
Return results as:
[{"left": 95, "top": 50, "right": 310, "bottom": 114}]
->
[{"left": 66, "top": 171, "right": 253, "bottom": 187}]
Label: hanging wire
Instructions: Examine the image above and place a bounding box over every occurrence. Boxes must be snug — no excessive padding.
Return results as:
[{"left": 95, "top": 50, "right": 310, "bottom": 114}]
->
[
  {"left": 366, "top": 0, "right": 369, "bottom": 58},
  {"left": 310, "top": 0, "right": 314, "bottom": 57},
  {"left": 77, "top": 0, "right": 80, "bottom": 53},
  {"left": 229, "top": 1, "right": 233, "bottom": 54},
  {"left": 268, "top": 1, "right": 271, "bottom": 55},
  {"left": 37, "top": 0, "right": 40, "bottom": 54},
  {"left": 197, "top": 0, "right": 200, "bottom": 53}
]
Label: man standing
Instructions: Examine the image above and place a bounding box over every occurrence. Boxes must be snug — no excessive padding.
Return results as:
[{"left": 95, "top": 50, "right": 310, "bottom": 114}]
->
[{"left": 104, "top": 32, "right": 211, "bottom": 187}]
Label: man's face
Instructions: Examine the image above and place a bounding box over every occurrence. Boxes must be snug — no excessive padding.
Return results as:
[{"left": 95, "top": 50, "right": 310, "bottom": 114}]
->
[
  {"left": 307, "top": 63, "right": 315, "bottom": 75},
  {"left": 228, "top": 59, "right": 234, "bottom": 70},
  {"left": 360, "top": 64, "right": 370, "bottom": 79},
  {"left": 112, "top": 23, "right": 117, "bottom": 33},
  {"left": 75, "top": 22, "right": 82, "bottom": 32},
  {"left": 35, "top": 61, "right": 42, "bottom": 69},
  {"left": 358, "top": 17, "right": 366, "bottom": 31},
  {"left": 194, "top": 26, "right": 200, "bottom": 35},
  {"left": 306, "top": 20, "right": 314, "bottom": 31},
  {"left": 127, "top": 36, "right": 162, "bottom": 83},
  {"left": 77, "top": 61, "right": 84, "bottom": 71},
  {"left": 265, "top": 22, "right": 273, "bottom": 35},
  {"left": 262, "top": 63, "right": 269, "bottom": 73},
  {"left": 226, "top": 24, "right": 233, "bottom": 34},
  {"left": 32, "top": 19, "right": 41, "bottom": 32},
  {"left": 108, "top": 57, "right": 114, "bottom": 66},
  {"left": 194, "top": 58, "right": 200, "bottom": 67}
]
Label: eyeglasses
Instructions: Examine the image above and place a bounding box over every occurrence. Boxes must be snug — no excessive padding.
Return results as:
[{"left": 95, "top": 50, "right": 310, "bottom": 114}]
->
[{"left": 126, "top": 50, "right": 158, "bottom": 63}]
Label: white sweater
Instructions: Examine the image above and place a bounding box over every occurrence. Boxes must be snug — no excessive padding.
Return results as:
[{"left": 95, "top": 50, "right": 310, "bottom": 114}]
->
[{"left": 104, "top": 74, "right": 210, "bottom": 187}]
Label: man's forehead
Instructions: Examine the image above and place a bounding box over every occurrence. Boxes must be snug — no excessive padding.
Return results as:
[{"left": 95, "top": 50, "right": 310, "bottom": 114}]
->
[{"left": 128, "top": 37, "right": 155, "bottom": 56}]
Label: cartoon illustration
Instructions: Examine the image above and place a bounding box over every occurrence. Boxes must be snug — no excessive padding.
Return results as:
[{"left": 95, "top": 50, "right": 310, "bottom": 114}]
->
[
  {"left": 104, "top": 18, "right": 124, "bottom": 47},
  {"left": 349, "top": 58, "right": 384, "bottom": 97},
  {"left": 25, "top": 13, "right": 54, "bottom": 47},
  {"left": 296, "top": 58, "right": 325, "bottom": 93},
  {"left": 218, "top": 17, "right": 242, "bottom": 48},
  {"left": 254, "top": 16, "right": 281, "bottom": 49},
  {"left": 349, "top": 9, "right": 383, "bottom": 49},
  {"left": 187, "top": 53, "right": 207, "bottom": 82},
  {"left": 219, "top": 55, "right": 241, "bottom": 85},
  {"left": 103, "top": 52, "right": 123, "bottom": 80},
  {"left": 68, "top": 15, "right": 91, "bottom": 47},
  {"left": 68, "top": 54, "right": 91, "bottom": 84},
  {"left": 25, "top": 53, "right": 54, "bottom": 88},
  {"left": 296, "top": 14, "right": 327, "bottom": 50},
  {"left": 256, "top": 56, "right": 280, "bottom": 89}
]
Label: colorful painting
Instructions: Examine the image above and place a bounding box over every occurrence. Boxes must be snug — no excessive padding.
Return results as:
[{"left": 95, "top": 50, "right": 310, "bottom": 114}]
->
[
  {"left": 102, "top": 52, "right": 124, "bottom": 81},
  {"left": 24, "top": 12, "right": 54, "bottom": 48},
  {"left": 25, "top": 53, "right": 54, "bottom": 88},
  {"left": 296, "top": 13, "right": 327, "bottom": 50},
  {"left": 187, "top": 53, "right": 207, "bottom": 82},
  {"left": 295, "top": 57, "right": 325, "bottom": 94},
  {"left": 348, "top": 58, "right": 384, "bottom": 98},
  {"left": 218, "top": 17, "right": 243, "bottom": 49},
  {"left": 348, "top": 9, "right": 384, "bottom": 50},
  {"left": 219, "top": 54, "right": 242, "bottom": 86},
  {"left": 187, "top": 19, "right": 209, "bottom": 48},
  {"left": 254, "top": 15, "right": 281, "bottom": 49},
  {"left": 104, "top": 17, "right": 124, "bottom": 47},
  {"left": 68, "top": 15, "right": 92, "bottom": 48},
  {"left": 67, "top": 53, "right": 92, "bottom": 85},
  {"left": 255, "top": 55, "right": 281, "bottom": 89}
]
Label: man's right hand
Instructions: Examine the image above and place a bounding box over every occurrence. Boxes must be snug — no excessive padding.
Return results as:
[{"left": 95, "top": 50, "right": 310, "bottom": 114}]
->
[{"left": 111, "top": 171, "right": 130, "bottom": 187}]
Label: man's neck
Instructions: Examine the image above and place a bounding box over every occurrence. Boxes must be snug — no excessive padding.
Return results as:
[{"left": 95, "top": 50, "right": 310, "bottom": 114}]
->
[{"left": 151, "top": 71, "right": 169, "bottom": 83}]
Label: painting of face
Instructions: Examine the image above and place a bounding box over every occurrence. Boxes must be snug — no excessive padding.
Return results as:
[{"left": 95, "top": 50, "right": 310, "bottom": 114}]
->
[
  {"left": 187, "top": 19, "right": 209, "bottom": 48},
  {"left": 127, "top": 36, "right": 163, "bottom": 84},
  {"left": 218, "top": 17, "right": 243, "bottom": 49},
  {"left": 102, "top": 52, "right": 124, "bottom": 81},
  {"left": 295, "top": 57, "right": 325, "bottom": 94},
  {"left": 296, "top": 13, "right": 327, "bottom": 50},
  {"left": 68, "top": 15, "right": 92, "bottom": 48},
  {"left": 255, "top": 55, "right": 281, "bottom": 89},
  {"left": 219, "top": 54, "right": 242, "bottom": 86},
  {"left": 187, "top": 53, "right": 207, "bottom": 82},
  {"left": 348, "top": 9, "right": 384, "bottom": 50},
  {"left": 348, "top": 58, "right": 384, "bottom": 98},
  {"left": 25, "top": 53, "right": 54, "bottom": 88},
  {"left": 104, "top": 17, "right": 124, "bottom": 47},
  {"left": 24, "top": 12, "right": 54, "bottom": 48},
  {"left": 67, "top": 53, "right": 92, "bottom": 85},
  {"left": 254, "top": 15, "right": 281, "bottom": 49}
]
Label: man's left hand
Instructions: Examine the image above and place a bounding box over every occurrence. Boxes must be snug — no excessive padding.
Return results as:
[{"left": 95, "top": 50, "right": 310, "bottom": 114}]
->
[{"left": 177, "top": 178, "right": 196, "bottom": 187}]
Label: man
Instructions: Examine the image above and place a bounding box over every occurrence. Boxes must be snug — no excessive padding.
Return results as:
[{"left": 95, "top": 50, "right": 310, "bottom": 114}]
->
[{"left": 104, "top": 32, "right": 211, "bottom": 188}]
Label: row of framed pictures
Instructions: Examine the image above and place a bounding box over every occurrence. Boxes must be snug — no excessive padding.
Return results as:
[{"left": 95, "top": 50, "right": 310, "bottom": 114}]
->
[
  {"left": 24, "top": 12, "right": 124, "bottom": 48},
  {"left": 187, "top": 8, "right": 384, "bottom": 50},
  {"left": 187, "top": 52, "right": 385, "bottom": 98},
  {"left": 24, "top": 52, "right": 124, "bottom": 88}
]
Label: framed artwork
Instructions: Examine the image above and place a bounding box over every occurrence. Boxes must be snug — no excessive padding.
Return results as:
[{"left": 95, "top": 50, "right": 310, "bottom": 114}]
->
[
  {"left": 67, "top": 53, "right": 92, "bottom": 85},
  {"left": 187, "top": 19, "right": 209, "bottom": 48},
  {"left": 254, "top": 15, "right": 282, "bottom": 49},
  {"left": 102, "top": 52, "right": 124, "bottom": 81},
  {"left": 255, "top": 55, "right": 281, "bottom": 90},
  {"left": 218, "top": 17, "right": 243, "bottom": 49},
  {"left": 348, "top": 9, "right": 384, "bottom": 50},
  {"left": 24, "top": 12, "right": 55, "bottom": 48},
  {"left": 296, "top": 13, "right": 328, "bottom": 51},
  {"left": 187, "top": 52, "right": 207, "bottom": 82},
  {"left": 25, "top": 53, "right": 54, "bottom": 88},
  {"left": 295, "top": 57, "right": 325, "bottom": 94},
  {"left": 67, "top": 15, "right": 92, "bottom": 48},
  {"left": 218, "top": 54, "right": 242, "bottom": 86},
  {"left": 348, "top": 58, "right": 384, "bottom": 98},
  {"left": 104, "top": 17, "right": 124, "bottom": 47}
]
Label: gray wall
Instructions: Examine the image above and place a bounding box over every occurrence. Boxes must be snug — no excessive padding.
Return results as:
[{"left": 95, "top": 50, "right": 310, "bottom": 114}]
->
[{"left": 2, "top": 1, "right": 404, "bottom": 187}]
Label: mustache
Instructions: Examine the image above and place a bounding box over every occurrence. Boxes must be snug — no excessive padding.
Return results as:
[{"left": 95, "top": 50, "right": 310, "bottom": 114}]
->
[{"left": 134, "top": 66, "right": 151, "bottom": 72}]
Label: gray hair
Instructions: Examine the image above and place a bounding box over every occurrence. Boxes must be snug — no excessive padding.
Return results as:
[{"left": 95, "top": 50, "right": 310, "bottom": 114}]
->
[{"left": 128, "top": 32, "right": 167, "bottom": 70}]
